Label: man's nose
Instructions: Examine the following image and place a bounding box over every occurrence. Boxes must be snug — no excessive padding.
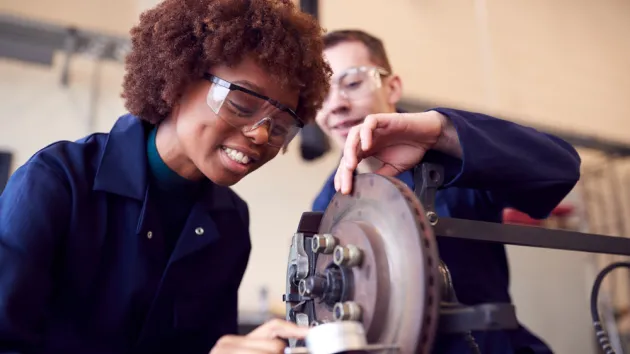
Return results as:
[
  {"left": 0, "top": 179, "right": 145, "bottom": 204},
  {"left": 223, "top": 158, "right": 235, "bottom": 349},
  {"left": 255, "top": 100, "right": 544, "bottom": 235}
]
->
[{"left": 243, "top": 119, "right": 270, "bottom": 145}]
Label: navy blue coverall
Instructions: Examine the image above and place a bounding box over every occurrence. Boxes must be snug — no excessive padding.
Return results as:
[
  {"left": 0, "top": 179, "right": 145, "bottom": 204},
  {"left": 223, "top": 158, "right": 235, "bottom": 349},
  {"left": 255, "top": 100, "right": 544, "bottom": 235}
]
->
[
  {"left": 312, "top": 108, "right": 581, "bottom": 354},
  {"left": 0, "top": 114, "right": 251, "bottom": 353}
]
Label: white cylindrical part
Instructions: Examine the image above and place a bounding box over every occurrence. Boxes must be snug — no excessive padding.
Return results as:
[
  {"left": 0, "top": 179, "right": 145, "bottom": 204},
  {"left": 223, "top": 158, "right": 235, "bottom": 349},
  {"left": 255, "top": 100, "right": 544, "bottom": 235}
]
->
[{"left": 305, "top": 321, "right": 368, "bottom": 354}]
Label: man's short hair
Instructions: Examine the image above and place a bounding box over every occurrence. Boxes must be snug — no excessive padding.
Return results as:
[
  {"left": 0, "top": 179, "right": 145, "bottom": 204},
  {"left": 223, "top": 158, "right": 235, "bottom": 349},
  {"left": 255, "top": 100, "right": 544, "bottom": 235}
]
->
[{"left": 323, "top": 29, "right": 392, "bottom": 73}]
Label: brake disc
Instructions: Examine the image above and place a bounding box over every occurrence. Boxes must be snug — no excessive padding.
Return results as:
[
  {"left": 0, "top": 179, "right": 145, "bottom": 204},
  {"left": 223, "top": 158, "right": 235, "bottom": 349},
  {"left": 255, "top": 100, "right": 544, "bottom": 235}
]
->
[{"left": 284, "top": 173, "right": 441, "bottom": 354}]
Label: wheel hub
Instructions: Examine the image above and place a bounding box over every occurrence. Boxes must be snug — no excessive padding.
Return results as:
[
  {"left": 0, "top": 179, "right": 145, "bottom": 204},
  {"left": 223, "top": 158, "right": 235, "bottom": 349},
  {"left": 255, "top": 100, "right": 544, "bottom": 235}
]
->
[{"left": 284, "top": 174, "right": 441, "bottom": 353}]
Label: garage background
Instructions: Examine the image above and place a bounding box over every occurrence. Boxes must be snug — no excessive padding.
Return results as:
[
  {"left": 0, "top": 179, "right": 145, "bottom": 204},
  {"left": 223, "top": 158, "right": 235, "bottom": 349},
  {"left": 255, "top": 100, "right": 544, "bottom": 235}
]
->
[{"left": 1, "top": 0, "right": 629, "bottom": 352}]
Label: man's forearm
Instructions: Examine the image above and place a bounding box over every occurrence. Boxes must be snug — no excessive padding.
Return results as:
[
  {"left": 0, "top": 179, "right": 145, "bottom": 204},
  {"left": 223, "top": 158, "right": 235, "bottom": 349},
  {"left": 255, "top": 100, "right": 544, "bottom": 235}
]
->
[{"left": 432, "top": 111, "right": 463, "bottom": 159}]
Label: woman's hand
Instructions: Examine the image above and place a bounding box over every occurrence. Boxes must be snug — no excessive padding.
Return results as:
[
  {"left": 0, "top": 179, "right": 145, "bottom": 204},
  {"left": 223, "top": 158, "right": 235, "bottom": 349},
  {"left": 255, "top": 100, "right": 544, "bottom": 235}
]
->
[{"left": 209, "top": 318, "right": 308, "bottom": 354}]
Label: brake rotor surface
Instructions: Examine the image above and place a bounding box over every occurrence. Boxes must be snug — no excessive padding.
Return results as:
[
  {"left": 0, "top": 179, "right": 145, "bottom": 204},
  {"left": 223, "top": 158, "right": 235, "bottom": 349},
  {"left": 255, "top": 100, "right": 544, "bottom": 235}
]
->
[{"left": 311, "top": 173, "right": 441, "bottom": 354}]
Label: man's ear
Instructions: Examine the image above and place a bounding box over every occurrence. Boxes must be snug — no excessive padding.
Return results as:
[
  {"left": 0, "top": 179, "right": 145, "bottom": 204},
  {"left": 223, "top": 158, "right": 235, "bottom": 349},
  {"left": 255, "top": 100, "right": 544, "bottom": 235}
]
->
[{"left": 385, "top": 74, "right": 403, "bottom": 105}]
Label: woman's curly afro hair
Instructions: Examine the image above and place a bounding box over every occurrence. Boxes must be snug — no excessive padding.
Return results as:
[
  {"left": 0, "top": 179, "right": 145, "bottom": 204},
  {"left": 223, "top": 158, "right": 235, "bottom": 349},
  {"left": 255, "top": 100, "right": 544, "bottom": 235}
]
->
[{"left": 121, "top": 0, "right": 331, "bottom": 125}]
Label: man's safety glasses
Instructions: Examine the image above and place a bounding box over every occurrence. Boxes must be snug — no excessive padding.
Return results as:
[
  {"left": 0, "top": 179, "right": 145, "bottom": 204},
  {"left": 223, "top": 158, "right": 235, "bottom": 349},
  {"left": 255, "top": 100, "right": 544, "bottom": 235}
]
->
[
  {"left": 204, "top": 74, "right": 304, "bottom": 149},
  {"left": 322, "top": 66, "right": 390, "bottom": 106}
]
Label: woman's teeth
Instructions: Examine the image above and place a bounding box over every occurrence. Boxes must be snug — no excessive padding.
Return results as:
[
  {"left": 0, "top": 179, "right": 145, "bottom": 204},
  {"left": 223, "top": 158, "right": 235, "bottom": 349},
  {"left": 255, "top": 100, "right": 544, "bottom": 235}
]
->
[{"left": 223, "top": 147, "right": 251, "bottom": 164}]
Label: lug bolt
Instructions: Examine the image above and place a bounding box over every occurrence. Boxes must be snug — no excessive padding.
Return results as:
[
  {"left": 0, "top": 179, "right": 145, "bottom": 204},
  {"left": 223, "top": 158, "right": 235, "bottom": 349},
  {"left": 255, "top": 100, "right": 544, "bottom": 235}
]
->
[
  {"left": 298, "top": 275, "right": 326, "bottom": 297},
  {"left": 333, "top": 244, "right": 362, "bottom": 267},
  {"left": 311, "top": 234, "right": 337, "bottom": 254},
  {"left": 333, "top": 301, "right": 362, "bottom": 321}
]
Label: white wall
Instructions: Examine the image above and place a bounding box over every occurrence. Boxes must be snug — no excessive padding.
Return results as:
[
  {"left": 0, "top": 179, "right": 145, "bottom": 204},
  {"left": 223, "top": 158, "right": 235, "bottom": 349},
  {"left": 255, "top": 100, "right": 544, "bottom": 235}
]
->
[
  {"left": 0, "top": 0, "right": 135, "bottom": 35},
  {"left": 320, "top": 0, "right": 630, "bottom": 142}
]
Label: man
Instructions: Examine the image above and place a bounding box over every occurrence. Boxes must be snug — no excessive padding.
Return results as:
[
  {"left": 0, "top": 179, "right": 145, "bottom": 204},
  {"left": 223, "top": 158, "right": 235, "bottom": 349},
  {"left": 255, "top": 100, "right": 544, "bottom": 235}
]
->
[{"left": 312, "top": 29, "right": 581, "bottom": 353}]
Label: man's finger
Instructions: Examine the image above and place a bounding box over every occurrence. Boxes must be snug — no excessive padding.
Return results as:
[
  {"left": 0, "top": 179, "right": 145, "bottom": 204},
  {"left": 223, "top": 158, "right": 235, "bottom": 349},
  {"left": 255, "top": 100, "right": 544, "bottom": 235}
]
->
[
  {"left": 343, "top": 125, "right": 362, "bottom": 170},
  {"left": 340, "top": 165, "right": 350, "bottom": 195},
  {"left": 337, "top": 125, "right": 363, "bottom": 195},
  {"left": 334, "top": 160, "right": 353, "bottom": 194},
  {"left": 359, "top": 115, "right": 379, "bottom": 151}
]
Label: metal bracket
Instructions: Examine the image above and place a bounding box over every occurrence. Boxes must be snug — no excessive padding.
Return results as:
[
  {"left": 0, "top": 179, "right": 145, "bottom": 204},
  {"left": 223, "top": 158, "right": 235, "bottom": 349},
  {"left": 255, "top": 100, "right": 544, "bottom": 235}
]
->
[
  {"left": 434, "top": 217, "right": 630, "bottom": 256},
  {"left": 413, "top": 162, "right": 445, "bottom": 225},
  {"left": 284, "top": 212, "right": 323, "bottom": 348},
  {"left": 412, "top": 161, "right": 630, "bottom": 256},
  {"left": 438, "top": 303, "right": 519, "bottom": 333}
]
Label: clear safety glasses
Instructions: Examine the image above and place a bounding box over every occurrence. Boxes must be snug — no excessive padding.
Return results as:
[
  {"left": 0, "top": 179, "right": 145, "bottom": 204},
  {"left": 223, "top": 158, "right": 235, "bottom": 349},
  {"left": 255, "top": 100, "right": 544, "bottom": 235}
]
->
[
  {"left": 204, "top": 74, "right": 304, "bottom": 149},
  {"left": 322, "top": 66, "right": 390, "bottom": 106}
]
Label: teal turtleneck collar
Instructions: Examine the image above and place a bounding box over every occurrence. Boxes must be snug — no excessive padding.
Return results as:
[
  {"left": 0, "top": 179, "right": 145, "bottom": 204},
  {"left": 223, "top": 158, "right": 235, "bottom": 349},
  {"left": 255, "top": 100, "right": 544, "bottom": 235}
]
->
[{"left": 146, "top": 126, "right": 203, "bottom": 193}]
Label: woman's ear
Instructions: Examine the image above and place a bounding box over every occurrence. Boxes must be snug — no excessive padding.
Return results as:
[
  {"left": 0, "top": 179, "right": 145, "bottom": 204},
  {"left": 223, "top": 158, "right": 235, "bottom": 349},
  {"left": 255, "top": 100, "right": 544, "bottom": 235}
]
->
[{"left": 385, "top": 74, "right": 403, "bottom": 106}]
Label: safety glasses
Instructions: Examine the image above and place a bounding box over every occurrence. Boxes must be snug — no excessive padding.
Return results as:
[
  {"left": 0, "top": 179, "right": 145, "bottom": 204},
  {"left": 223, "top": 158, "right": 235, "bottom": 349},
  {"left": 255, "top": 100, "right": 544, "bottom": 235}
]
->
[
  {"left": 204, "top": 74, "right": 304, "bottom": 149},
  {"left": 322, "top": 66, "right": 390, "bottom": 106}
]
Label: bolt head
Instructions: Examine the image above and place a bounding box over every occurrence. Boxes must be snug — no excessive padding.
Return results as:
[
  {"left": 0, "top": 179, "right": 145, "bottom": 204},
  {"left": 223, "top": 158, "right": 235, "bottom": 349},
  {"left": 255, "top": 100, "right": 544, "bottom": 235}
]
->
[
  {"left": 333, "top": 301, "right": 362, "bottom": 321},
  {"left": 312, "top": 234, "right": 336, "bottom": 254},
  {"left": 426, "top": 211, "right": 438, "bottom": 225},
  {"left": 333, "top": 244, "right": 362, "bottom": 267},
  {"left": 333, "top": 302, "right": 344, "bottom": 320},
  {"left": 333, "top": 245, "right": 347, "bottom": 265}
]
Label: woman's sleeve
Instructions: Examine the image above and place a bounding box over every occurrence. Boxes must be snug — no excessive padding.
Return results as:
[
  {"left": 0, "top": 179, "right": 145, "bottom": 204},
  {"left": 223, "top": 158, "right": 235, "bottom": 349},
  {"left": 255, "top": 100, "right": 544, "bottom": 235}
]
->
[{"left": 0, "top": 159, "right": 71, "bottom": 352}]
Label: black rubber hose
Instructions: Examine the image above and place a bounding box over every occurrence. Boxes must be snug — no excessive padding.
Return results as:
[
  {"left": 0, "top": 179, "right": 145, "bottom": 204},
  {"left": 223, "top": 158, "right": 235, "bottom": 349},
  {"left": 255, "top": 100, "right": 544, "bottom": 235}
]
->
[{"left": 590, "top": 261, "right": 630, "bottom": 354}]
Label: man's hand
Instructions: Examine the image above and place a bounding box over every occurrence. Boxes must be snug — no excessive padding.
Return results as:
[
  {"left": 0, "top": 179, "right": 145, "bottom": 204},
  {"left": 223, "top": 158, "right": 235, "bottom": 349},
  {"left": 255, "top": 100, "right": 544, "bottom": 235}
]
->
[
  {"left": 209, "top": 318, "right": 308, "bottom": 354},
  {"left": 334, "top": 111, "right": 460, "bottom": 194}
]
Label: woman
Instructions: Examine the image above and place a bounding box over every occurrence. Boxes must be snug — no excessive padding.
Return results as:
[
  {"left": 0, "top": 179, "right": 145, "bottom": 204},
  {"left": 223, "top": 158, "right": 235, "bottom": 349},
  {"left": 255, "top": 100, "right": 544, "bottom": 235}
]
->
[{"left": 0, "top": 0, "right": 331, "bottom": 353}]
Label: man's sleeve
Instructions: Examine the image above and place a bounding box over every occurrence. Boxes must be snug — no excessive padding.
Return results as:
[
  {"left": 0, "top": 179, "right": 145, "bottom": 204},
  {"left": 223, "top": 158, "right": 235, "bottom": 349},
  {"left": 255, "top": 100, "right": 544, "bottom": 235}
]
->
[
  {"left": 425, "top": 107, "right": 581, "bottom": 219},
  {"left": 311, "top": 172, "right": 337, "bottom": 212},
  {"left": 0, "top": 159, "right": 71, "bottom": 352},
  {"left": 312, "top": 190, "right": 334, "bottom": 212}
]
